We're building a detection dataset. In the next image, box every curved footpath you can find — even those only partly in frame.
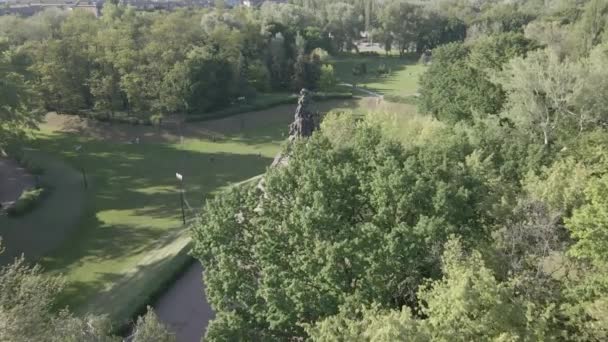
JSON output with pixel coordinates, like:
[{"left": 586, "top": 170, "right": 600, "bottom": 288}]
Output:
[
  {"left": 154, "top": 262, "right": 214, "bottom": 341},
  {"left": 0, "top": 157, "right": 35, "bottom": 207},
  {"left": 0, "top": 151, "right": 86, "bottom": 265}
]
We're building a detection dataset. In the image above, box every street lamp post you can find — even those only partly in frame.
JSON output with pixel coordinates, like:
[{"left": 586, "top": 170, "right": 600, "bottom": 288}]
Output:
[
  {"left": 75, "top": 145, "right": 87, "bottom": 189},
  {"left": 176, "top": 172, "right": 186, "bottom": 225}
]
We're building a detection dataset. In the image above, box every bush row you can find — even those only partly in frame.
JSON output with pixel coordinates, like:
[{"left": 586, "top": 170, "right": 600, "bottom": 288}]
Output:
[{"left": 6, "top": 186, "right": 49, "bottom": 217}]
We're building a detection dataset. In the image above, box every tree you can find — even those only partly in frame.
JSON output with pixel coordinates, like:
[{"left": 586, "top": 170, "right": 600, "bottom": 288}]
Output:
[
  {"left": 307, "top": 304, "right": 427, "bottom": 341},
  {"left": 469, "top": 32, "right": 539, "bottom": 72},
  {"left": 192, "top": 121, "right": 496, "bottom": 340},
  {"left": 497, "top": 49, "right": 589, "bottom": 146},
  {"left": 469, "top": 3, "right": 535, "bottom": 38},
  {"left": 268, "top": 33, "right": 288, "bottom": 90},
  {"left": 185, "top": 46, "right": 236, "bottom": 113},
  {"left": 308, "top": 238, "right": 558, "bottom": 341},
  {"left": 324, "top": 2, "right": 362, "bottom": 52},
  {"left": 319, "top": 64, "right": 337, "bottom": 91},
  {"left": 566, "top": 175, "right": 608, "bottom": 266},
  {"left": 415, "top": 12, "right": 466, "bottom": 53},
  {"left": 575, "top": 0, "right": 608, "bottom": 55},
  {"left": 419, "top": 43, "right": 505, "bottom": 122},
  {"left": 369, "top": 27, "right": 393, "bottom": 54},
  {"left": 130, "top": 307, "right": 176, "bottom": 342},
  {"left": 0, "top": 241, "right": 174, "bottom": 341},
  {"left": 418, "top": 238, "right": 556, "bottom": 341},
  {"left": 0, "top": 43, "right": 42, "bottom": 152},
  {"left": 378, "top": 0, "right": 425, "bottom": 57}
]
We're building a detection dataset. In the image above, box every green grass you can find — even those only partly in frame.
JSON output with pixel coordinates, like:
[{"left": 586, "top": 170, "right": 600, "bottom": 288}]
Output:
[
  {"left": 44, "top": 124, "right": 282, "bottom": 323},
  {"left": 0, "top": 100, "right": 363, "bottom": 327},
  {"left": 330, "top": 54, "right": 427, "bottom": 101}
]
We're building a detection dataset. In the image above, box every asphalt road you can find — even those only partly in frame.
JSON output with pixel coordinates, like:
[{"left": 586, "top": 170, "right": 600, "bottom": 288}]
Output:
[
  {"left": 154, "top": 262, "right": 214, "bottom": 342},
  {"left": 0, "top": 157, "right": 34, "bottom": 207}
]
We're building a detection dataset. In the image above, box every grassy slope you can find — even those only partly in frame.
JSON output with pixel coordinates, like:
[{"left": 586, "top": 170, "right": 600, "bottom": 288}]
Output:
[
  {"left": 10, "top": 99, "right": 358, "bottom": 326},
  {"left": 331, "top": 54, "right": 426, "bottom": 99}
]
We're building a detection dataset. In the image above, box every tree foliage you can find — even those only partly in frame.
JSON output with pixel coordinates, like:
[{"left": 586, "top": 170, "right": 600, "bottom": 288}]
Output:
[
  {"left": 308, "top": 238, "right": 557, "bottom": 341},
  {"left": 0, "top": 242, "right": 174, "bottom": 341},
  {"left": 0, "top": 40, "right": 42, "bottom": 152},
  {"left": 419, "top": 43, "right": 505, "bottom": 122},
  {"left": 192, "top": 117, "right": 499, "bottom": 340}
]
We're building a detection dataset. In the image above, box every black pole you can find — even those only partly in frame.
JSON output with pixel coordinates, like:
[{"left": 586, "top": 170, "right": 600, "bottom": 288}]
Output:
[
  {"left": 180, "top": 181, "right": 186, "bottom": 225},
  {"left": 81, "top": 167, "right": 88, "bottom": 189}
]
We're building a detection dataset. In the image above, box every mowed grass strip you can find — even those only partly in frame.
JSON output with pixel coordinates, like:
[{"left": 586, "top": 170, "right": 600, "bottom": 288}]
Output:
[
  {"left": 24, "top": 99, "right": 360, "bottom": 326},
  {"left": 331, "top": 54, "right": 427, "bottom": 99}
]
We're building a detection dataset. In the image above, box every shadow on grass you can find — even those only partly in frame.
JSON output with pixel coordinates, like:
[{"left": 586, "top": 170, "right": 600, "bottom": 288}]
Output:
[
  {"left": 45, "top": 99, "right": 361, "bottom": 149},
  {"left": 331, "top": 54, "right": 419, "bottom": 88}
]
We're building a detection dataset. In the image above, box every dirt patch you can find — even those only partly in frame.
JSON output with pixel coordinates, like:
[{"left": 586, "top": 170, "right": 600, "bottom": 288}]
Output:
[{"left": 0, "top": 158, "right": 35, "bottom": 208}]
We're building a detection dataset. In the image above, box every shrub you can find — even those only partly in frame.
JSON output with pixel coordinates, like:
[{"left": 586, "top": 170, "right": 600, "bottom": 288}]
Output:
[
  {"left": 319, "top": 64, "right": 337, "bottom": 91},
  {"left": 376, "top": 63, "right": 389, "bottom": 77},
  {"left": 311, "top": 48, "right": 330, "bottom": 62},
  {"left": 7, "top": 187, "right": 48, "bottom": 217}
]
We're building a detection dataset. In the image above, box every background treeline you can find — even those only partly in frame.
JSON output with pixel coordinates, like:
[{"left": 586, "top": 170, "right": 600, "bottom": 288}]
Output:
[
  {"left": 0, "top": 0, "right": 473, "bottom": 128},
  {"left": 1, "top": 4, "right": 328, "bottom": 121},
  {"left": 192, "top": 0, "right": 608, "bottom": 340}
]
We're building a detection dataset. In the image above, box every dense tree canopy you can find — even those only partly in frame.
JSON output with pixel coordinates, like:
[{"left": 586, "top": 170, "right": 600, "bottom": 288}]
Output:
[
  {"left": 419, "top": 42, "right": 506, "bottom": 122},
  {"left": 192, "top": 115, "right": 510, "bottom": 340},
  {"left": 0, "top": 40, "right": 42, "bottom": 152}
]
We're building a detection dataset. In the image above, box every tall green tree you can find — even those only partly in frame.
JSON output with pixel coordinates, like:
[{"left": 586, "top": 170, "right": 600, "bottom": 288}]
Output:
[
  {"left": 308, "top": 238, "right": 558, "bottom": 341},
  {"left": 378, "top": 0, "right": 425, "bottom": 56},
  {"left": 192, "top": 120, "right": 496, "bottom": 340},
  {"left": 0, "top": 42, "right": 42, "bottom": 152},
  {"left": 497, "top": 48, "right": 598, "bottom": 146},
  {"left": 419, "top": 43, "right": 504, "bottom": 122}
]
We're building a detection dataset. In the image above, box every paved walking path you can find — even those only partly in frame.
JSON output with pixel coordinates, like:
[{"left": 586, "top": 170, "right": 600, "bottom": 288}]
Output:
[
  {"left": 0, "top": 151, "right": 86, "bottom": 265},
  {"left": 339, "top": 83, "right": 383, "bottom": 97},
  {"left": 0, "top": 157, "right": 34, "bottom": 207},
  {"left": 154, "top": 262, "right": 214, "bottom": 342}
]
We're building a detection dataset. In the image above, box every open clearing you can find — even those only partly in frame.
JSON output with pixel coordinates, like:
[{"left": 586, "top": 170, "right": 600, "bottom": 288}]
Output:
[{"left": 331, "top": 54, "right": 426, "bottom": 101}]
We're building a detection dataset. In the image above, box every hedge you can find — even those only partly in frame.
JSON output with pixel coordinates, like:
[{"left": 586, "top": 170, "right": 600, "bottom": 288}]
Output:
[{"left": 6, "top": 187, "right": 48, "bottom": 217}]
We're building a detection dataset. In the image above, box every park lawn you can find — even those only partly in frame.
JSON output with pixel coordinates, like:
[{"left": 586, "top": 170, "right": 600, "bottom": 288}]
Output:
[
  {"left": 30, "top": 107, "right": 291, "bottom": 326},
  {"left": 10, "top": 99, "right": 359, "bottom": 327},
  {"left": 330, "top": 54, "right": 426, "bottom": 100}
]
